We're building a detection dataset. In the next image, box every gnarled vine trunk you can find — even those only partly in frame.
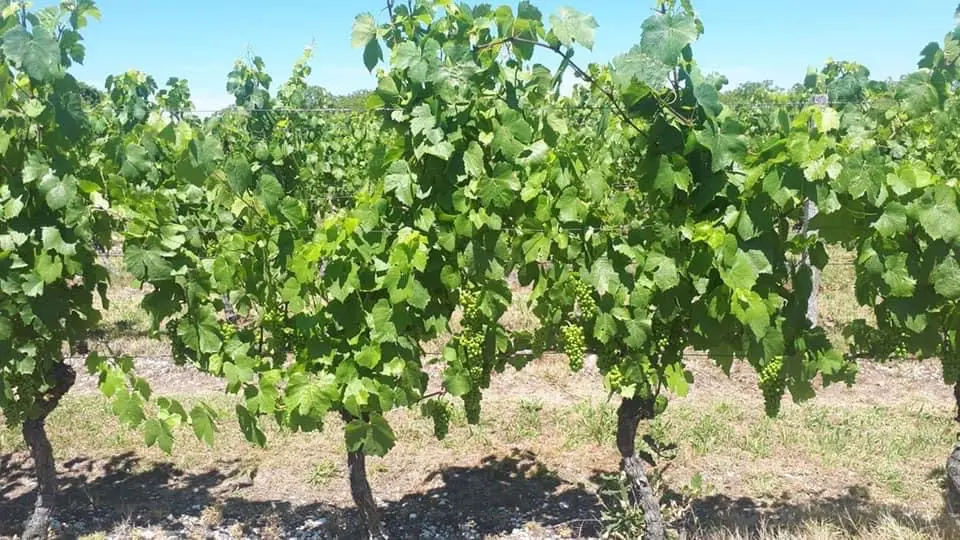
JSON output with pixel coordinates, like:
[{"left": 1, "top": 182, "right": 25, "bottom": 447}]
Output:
[
  {"left": 340, "top": 411, "right": 387, "bottom": 539},
  {"left": 22, "top": 362, "right": 76, "bottom": 540},
  {"left": 617, "top": 397, "right": 666, "bottom": 540},
  {"left": 945, "top": 382, "right": 960, "bottom": 522},
  {"left": 347, "top": 450, "right": 387, "bottom": 540}
]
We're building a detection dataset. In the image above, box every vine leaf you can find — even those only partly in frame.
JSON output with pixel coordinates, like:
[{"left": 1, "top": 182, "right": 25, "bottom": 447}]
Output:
[
  {"left": 640, "top": 12, "right": 698, "bottom": 65},
  {"left": 345, "top": 415, "right": 396, "bottom": 457},
  {"left": 549, "top": 7, "right": 598, "bottom": 50},
  {"left": 177, "top": 306, "right": 223, "bottom": 354},
  {"left": 696, "top": 120, "right": 748, "bottom": 172},
  {"left": 352, "top": 12, "right": 382, "bottom": 71},
  {"left": 463, "top": 142, "right": 484, "bottom": 178},
  {"left": 442, "top": 367, "right": 472, "bottom": 397},
  {"left": 124, "top": 245, "right": 173, "bottom": 281},
  {"left": 872, "top": 202, "right": 907, "bottom": 238},
  {"left": 225, "top": 156, "right": 253, "bottom": 194},
  {"left": 611, "top": 45, "right": 670, "bottom": 88},
  {"left": 144, "top": 419, "right": 175, "bottom": 454},
  {"left": 2, "top": 26, "right": 61, "bottom": 81},
  {"left": 663, "top": 363, "right": 692, "bottom": 397},
  {"left": 882, "top": 254, "right": 916, "bottom": 297},
  {"left": 912, "top": 186, "right": 960, "bottom": 242},
  {"left": 255, "top": 173, "right": 284, "bottom": 211},
  {"left": 385, "top": 161, "right": 416, "bottom": 206},
  {"left": 931, "top": 258, "right": 960, "bottom": 299},
  {"left": 237, "top": 404, "right": 267, "bottom": 447},
  {"left": 190, "top": 404, "right": 218, "bottom": 447}
]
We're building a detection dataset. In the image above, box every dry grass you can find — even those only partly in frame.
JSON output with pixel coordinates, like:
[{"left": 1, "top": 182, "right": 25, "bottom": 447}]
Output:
[
  {"left": 686, "top": 513, "right": 957, "bottom": 540},
  {"left": 818, "top": 248, "right": 877, "bottom": 351}
]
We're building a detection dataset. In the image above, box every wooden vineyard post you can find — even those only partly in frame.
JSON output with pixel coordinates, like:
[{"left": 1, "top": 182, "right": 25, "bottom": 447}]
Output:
[{"left": 801, "top": 93, "right": 828, "bottom": 327}]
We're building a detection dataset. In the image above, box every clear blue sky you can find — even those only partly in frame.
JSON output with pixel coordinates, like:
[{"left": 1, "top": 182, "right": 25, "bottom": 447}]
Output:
[{"left": 59, "top": 0, "right": 959, "bottom": 111}]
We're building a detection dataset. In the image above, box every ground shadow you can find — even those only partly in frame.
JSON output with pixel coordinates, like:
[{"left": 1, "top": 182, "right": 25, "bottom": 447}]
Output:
[
  {"left": 377, "top": 448, "right": 603, "bottom": 539},
  {"left": 0, "top": 449, "right": 602, "bottom": 539},
  {"left": 686, "top": 487, "right": 952, "bottom": 538},
  {"left": 3, "top": 450, "right": 954, "bottom": 539}
]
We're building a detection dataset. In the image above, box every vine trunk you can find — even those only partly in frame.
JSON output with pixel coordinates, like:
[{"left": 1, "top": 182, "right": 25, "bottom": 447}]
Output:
[
  {"left": 347, "top": 449, "right": 388, "bottom": 539},
  {"left": 22, "top": 362, "right": 76, "bottom": 540},
  {"left": 946, "top": 382, "right": 960, "bottom": 521},
  {"left": 616, "top": 396, "right": 666, "bottom": 540}
]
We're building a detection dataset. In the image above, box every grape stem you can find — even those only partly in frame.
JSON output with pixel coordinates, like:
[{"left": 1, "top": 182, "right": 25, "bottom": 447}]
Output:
[
  {"left": 417, "top": 389, "right": 447, "bottom": 403},
  {"left": 474, "top": 37, "right": 652, "bottom": 133}
]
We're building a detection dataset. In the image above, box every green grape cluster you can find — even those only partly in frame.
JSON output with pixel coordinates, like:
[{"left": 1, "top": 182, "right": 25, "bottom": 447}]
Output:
[
  {"left": 942, "top": 354, "right": 960, "bottom": 384},
  {"left": 758, "top": 357, "right": 785, "bottom": 418},
  {"left": 893, "top": 342, "right": 908, "bottom": 359},
  {"left": 460, "top": 331, "right": 483, "bottom": 361},
  {"left": 422, "top": 399, "right": 452, "bottom": 440},
  {"left": 607, "top": 365, "right": 625, "bottom": 392},
  {"left": 461, "top": 289, "right": 481, "bottom": 326},
  {"left": 561, "top": 323, "right": 586, "bottom": 372},
  {"left": 574, "top": 279, "right": 597, "bottom": 320},
  {"left": 532, "top": 327, "right": 547, "bottom": 358},
  {"left": 460, "top": 330, "right": 491, "bottom": 387},
  {"left": 463, "top": 390, "right": 481, "bottom": 425},
  {"left": 221, "top": 320, "right": 237, "bottom": 340}
]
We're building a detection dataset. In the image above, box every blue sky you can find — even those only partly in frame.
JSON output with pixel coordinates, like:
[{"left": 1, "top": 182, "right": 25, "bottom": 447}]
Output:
[{"left": 60, "top": 0, "right": 960, "bottom": 111}]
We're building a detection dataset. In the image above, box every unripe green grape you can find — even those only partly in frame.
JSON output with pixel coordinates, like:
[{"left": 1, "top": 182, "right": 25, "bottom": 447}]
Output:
[{"left": 561, "top": 323, "right": 585, "bottom": 372}]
